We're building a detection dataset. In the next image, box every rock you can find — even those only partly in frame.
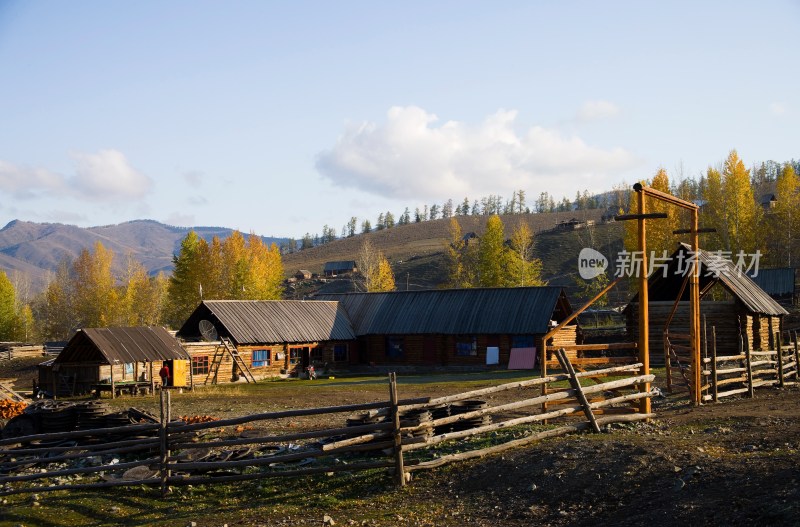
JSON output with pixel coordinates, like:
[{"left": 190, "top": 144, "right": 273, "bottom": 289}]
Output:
[
  {"left": 110, "top": 506, "right": 120, "bottom": 514},
  {"left": 187, "top": 522, "right": 197, "bottom": 527},
  {"left": 323, "top": 515, "right": 336, "bottom": 525}
]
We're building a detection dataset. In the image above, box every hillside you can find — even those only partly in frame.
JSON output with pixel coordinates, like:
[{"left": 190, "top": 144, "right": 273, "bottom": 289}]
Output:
[
  {"left": 283, "top": 209, "right": 627, "bottom": 301},
  {"left": 0, "top": 219, "right": 287, "bottom": 292}
]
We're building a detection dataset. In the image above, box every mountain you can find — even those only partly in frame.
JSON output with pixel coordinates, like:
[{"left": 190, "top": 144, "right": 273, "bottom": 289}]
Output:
[{"left": 0, "top": 219, "right": 288, "bottom": 292}]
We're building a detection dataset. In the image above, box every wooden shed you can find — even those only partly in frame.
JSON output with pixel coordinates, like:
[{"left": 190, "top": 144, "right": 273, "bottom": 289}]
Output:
[
  {"left": 626, "top": 244, "right": 789, "bottom": 360},
  {"left": 39, "top": 327, "right": 190, "bottom": 397},
  {"left": 323, "top": 261, "right": 357, "bottom": 277},
  {"left": 176, "top": 300, "right": 356, "bottom": 382},
  {"left": 319, "top": 286, "right": 578, "bottom": 369}
]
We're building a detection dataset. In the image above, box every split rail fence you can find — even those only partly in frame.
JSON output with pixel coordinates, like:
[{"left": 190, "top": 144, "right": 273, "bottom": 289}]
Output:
[
  {"left": 1, "top": 351, "right": 654, "bottom": 497},
  {"left": 666, "top": 326, "right": 800, "bottom": 402}
]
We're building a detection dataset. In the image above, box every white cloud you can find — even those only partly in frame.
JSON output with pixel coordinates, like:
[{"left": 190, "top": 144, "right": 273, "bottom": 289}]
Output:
[
  {"left": 769, "top": 102, "right": 786, "bottom": 116},
  {"left": 70, "top": 150, "right": 153, "bottom": 200},
  {"left": 315, "top": 106, "right": 638, "bottom": 201},
  {"left": 0, "top": 150, "right": 152, "bottom": 202},
  {"left": 0, "top": 160, "right": 65, "bottom": 199},
  {"left": 576, "top": 100, "right": 621, "bottom": 122},
  {"left": 165, "top": 212, "right": 195, "bottom": 227}
]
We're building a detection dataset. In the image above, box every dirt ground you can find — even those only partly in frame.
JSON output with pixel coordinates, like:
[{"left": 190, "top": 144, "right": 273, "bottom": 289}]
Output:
[{"left": 2, "top": 358, "right": 800, "bottom": 526}]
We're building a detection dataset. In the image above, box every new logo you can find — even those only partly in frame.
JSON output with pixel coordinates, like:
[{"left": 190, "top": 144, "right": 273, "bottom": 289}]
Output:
[{"left": 578, "top": 248, "right": 608, "bottom": 279}]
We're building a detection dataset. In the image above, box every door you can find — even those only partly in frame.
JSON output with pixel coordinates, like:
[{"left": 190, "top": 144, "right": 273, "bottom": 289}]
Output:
[{"left": 423, "top": 336, "right": 437, "bottom": 364}]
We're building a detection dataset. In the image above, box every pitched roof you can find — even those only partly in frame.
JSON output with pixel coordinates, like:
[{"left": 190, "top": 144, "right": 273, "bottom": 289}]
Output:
[
  {"left": 634, "top": 244, "right": 788, "bottom": 316},
  {"left": 177, "top": 300, "right": 356, "bottom": 345},
  {"left": 54, "top": 327, "right": 188, "bottom": 365},
  {"left": 324, "top": 261, "right": 357, "bottom": 272},
  {"left": 748, "top": 268, "right": 795, "bottom": 297},
  {"left": 317, "top": 287, "right": 571, "bottom": 336}
]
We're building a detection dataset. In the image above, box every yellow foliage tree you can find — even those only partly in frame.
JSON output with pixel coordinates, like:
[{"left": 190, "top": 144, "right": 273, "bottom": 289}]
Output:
[
  {"left": 772, "top": 163, "right": 800, "bottom": 266},
  {"left": 507, "top": 222, "right": 545, "bottom": 287},
  {"left": 357, "top": 239, "right": 395, "bottom": 292}
]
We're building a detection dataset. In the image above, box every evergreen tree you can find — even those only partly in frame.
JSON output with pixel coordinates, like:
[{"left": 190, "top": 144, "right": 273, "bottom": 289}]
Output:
[
  {"left": 166, "top": 231, "right": 204, "bottom": 327},
  {"left": 301, "top": 233, "right": 313, "bottom": 249},
  {"left": 361, "top": 219, "right": 372, "bottom": 234},
  {"left": 442, "top": 199, "right": 454, "bottom": 218},
  {"left": 429, "top": 203, "right": 440, "bottom": 220}
]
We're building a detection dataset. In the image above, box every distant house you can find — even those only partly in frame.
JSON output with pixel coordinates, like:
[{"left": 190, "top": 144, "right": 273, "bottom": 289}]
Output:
[
  {"left": 295, "top": 269, "right": 312, "bottom": 280},
  {"left": 461, "top": 232, "right": 479, "bottom": 246},
  {"left": 556, "top": 218, "right": 594, "bottom": 230},
  {"left": 39, "top": 327, "right": 189, "bottom": 397},
  {"left": 760, "top": 193, "right": 778, "bottom": 210},
  {"left": 324, "top": 261, "right": 358, "bottom": 277},
  {"left": 748, "top": 268, "right": 796, "bottom": 300}
]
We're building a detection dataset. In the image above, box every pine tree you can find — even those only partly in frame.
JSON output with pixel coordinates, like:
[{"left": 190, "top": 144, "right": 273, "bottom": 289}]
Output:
[{"left": 166, "top": 231, "right": 204, "bottom": 327}]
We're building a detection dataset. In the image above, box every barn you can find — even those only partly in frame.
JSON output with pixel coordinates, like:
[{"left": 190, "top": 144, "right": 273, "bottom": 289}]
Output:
[
  {"left": 318, "top": 287, "right": 578, "bottom": 369},
  {"left": 626, "top": 243, "right": 789, "bottom": 361},
  {"left": 38, "top": 327, "right": 190, "bottom": 397},
  {"left": 176, "top": 300, "right": 356, "bottom": 382}
]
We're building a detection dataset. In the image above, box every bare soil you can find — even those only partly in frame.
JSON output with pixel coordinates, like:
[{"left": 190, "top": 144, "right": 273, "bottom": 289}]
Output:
[{"left": 1, "top": 360, "right": 799, "bottom": 526}]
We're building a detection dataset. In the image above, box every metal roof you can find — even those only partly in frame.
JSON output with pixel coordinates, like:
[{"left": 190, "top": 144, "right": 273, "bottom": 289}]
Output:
[
  {"left": 323, "top": 261, "right": 357, "bottom": 272},
  {"left": 748, "top": 268, "right": 795, "bottom": 297},
  {"left": 54, "top": 327, "right": 189, "bottom": 365},
  {"left": 177, "top": 300, "right": 356, "bottom": 345},
  {"left": 317, "top": 287, "right": 572, "bottom": 336},
  {"left": 635, "top": 244, "right": 788, "bottom": 316}
]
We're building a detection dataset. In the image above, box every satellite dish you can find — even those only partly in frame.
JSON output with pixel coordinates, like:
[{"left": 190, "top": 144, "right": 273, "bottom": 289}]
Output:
[{"left": 199, "top": 320, "right": 219, "bottom": 342}]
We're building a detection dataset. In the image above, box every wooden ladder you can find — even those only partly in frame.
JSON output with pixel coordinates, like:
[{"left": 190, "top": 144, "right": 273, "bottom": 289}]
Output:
[
  {"left": 220, "top": 337, "right": 256, "bottom": 384},
  {"left": 204, "top": 345, "right": 227, "bottom": 385}
]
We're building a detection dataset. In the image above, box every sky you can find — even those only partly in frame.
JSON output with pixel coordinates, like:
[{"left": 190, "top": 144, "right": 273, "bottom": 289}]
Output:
[{"left": 0, "top": 1, "right": 798, "bottom": 239}]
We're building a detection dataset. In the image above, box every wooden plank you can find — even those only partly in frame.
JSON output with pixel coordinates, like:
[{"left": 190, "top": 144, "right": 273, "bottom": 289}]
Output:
[
  {"left": 546, "top": 342, "right": 637, "bottom": 352},
  {"left": 555, "top": 349, "right": 600, "bottom": 433}
]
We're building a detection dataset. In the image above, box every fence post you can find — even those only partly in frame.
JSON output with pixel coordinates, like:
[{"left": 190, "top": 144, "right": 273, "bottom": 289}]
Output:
[
  {"left": 664, "top": 332, "right": 672, "bottom": 393},
  {"left": 794, "top": 331, "right": 800, "bottom": 381},
  {"left": 744, "top": 335, "right": 754, "bottom": 398},
  {"left": 388, "top": 372, "right": 406, "bottom": 487},
  {"left": 555, "top": 348, "right": 601, "bottom": 432},
  {"left": 160, "top": 389, "right": 171, "bottom": 497},
  {"left": 776, "top": 331, "right": 784, "bottom": 388},
  {"left": 711, "top": 326, "right": 718, "bottom": 403}
]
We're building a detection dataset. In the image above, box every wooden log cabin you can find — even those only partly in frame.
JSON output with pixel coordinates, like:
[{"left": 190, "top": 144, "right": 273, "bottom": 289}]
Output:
[
  {"left": 626, "top": 243, "right": 788, "bottom": 360},
  {"left": 38, "top": 327, "right": 190, "bottom": 397},
  {"left": 318, "top": 287, "right": 578, "bottom": 369},
  {"left": 176, "top": 300, "right": 357, "bottom": 382}
]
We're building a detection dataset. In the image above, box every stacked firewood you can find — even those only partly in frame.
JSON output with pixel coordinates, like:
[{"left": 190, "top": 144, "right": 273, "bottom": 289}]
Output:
[{"left": 0, "top": 399, "right": 27, "bottom": 419}]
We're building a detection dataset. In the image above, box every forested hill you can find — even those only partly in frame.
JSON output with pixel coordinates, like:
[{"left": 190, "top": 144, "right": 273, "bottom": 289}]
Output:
[
  {"left": 282, "top": 208, "right": 622, "bottom": 299},
  {"left": 0, "top": 219, "right": 288, "bottom": 292}
]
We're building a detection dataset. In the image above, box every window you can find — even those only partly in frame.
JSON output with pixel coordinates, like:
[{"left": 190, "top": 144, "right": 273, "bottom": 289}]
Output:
[
  {"left": 124, "top": 363, "right": 134, "bottom": 377},
  {"left": 512, "top": 335, "right": 535, "bottom": 349},
  {"left": 333, "top": 344, "right": 348, "bottom": 362},
  {"left": 386, "top": 336, "right": 404, "bottom": 359},
  {"left": 252, "top": 349, "right": 271, "bottom": 368},
  {"left": 455, "top": 336, "right": 478, "bottom": 356},
  {"left": 289, "top": 348, "right": 301, "bottom": 365},
  {"left": 192, "top": 356, "right": 209, "bottom": 375},
  {"left": 311, "top": 347, "right": 323, "bottom": 361}
]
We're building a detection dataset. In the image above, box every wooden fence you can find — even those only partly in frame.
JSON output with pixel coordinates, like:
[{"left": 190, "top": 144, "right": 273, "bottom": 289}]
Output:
[
  {"left": 0, "top": 352, "right": 654, "bottom": 497},
  {"left": 668, "top": 326, "right": 799, "bottom": 402}
]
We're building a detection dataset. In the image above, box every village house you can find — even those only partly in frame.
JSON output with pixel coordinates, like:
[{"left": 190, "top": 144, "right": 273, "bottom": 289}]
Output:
[
  {"left": 39, "top": 326, "right": 190, "bottom": 397},
  {"left": 323, "top": 261, "right": 357, "bottom": 277}
]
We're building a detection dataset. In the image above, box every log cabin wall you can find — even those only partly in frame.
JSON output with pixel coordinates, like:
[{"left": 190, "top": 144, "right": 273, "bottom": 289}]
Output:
[{"left": 627, "top": 301, "right": 741, "bottom": 358}]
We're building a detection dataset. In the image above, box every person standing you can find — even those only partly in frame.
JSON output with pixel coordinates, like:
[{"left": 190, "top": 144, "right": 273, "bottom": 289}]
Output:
[{"left": 159, "top": 363, "right": 170, "bottom": 387}]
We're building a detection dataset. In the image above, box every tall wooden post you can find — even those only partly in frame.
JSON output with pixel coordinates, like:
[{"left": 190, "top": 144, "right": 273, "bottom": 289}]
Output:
[
  {"left": 776, "top": 331, "right": 784, "bottom": 387},
  {"left": 637, "top": 188, "right": 651, "bottom": 414},
  {"left": 689, "top": 208, "right": 701, "bottom": 405},
  {"left": 388, "top": 372, "right": 406, "bottom": 486}
]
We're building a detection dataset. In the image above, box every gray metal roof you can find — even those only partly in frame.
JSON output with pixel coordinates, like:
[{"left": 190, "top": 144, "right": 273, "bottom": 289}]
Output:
[
  {"left": 637, "top": 244, "right": 788, "bottom": 316},
  {"left": 317, "top": 287, "right": 571, "bottom": 336},
  {"left": 177, "top": 300, "right": 356, "bottom": 345},
  {"left": 324, "top": 261, "right": 357, "bottom": 272},
  {"left": 55, "top": 327, "right": 188, "bottom": 365},
  {"left": 748, "top": 268, "right": 795, "bottom": 297}
]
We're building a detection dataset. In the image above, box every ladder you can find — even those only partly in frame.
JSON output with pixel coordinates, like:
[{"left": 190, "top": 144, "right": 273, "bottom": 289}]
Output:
[
  {"left": 221, "top": 337, "right": 256, "bottom": 383},
  {"left": 204, "top": 337, "right": 256, "bottom": 384}
]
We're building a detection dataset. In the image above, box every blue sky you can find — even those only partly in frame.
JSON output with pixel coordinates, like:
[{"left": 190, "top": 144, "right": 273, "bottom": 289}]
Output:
[{"left": 0, "top": 1, "right": 797, "bottom": 239}]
